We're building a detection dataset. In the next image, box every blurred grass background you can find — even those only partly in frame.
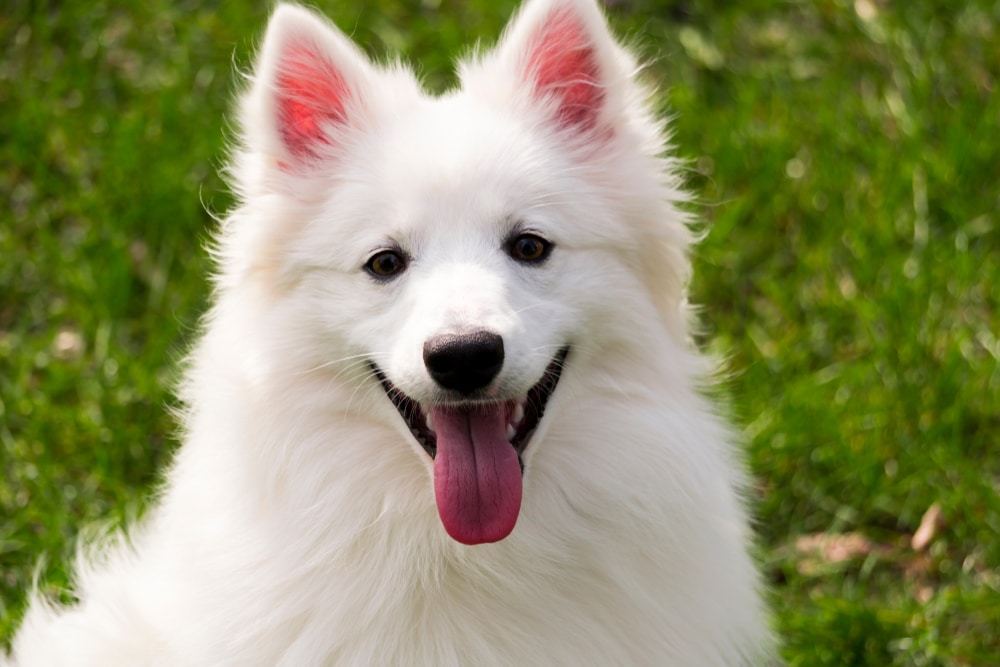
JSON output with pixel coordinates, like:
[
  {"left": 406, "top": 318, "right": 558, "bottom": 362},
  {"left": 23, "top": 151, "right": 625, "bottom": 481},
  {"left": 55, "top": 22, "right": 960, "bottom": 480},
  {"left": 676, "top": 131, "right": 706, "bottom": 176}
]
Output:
[{"left": 1, "top": 0, "right": 998, "bottom": 663}]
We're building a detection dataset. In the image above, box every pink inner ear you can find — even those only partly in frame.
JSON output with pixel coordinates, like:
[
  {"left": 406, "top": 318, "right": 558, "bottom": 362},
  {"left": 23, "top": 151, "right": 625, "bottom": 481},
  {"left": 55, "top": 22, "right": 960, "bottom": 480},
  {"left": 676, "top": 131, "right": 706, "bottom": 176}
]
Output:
[
  {"left": 526, "top": 7, "right": 604, "bottom": 131},
  {"left": 276, "top": 44, "right": 349, "bottom": 159}
]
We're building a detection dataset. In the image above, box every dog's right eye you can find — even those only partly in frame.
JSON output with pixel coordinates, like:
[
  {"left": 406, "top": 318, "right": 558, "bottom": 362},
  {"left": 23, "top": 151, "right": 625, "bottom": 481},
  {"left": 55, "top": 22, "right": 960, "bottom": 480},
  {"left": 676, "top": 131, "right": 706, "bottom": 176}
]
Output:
[
  {"left": 507, "top": 233, "right": 553, "bottom": 264},
  {"left": 365, "top": 250, "right": 407, "bottom": 279}
]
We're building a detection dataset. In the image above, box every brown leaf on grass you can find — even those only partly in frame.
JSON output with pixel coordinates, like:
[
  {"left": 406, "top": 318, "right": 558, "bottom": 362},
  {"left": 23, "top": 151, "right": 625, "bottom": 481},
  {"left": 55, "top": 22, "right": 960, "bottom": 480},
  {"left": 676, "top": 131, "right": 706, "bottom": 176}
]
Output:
[
  {"left": 793, "top": 532, "right": 886, "bottom": 575},
  {"left": 52, "top": 329, "right": 85, "bottom": 360},
  {"left": 795, "top": 532, "right": 877, "bottom": 563},
  {"left": 910, "top": 503, "right": 943, "bottom": 551},
  {"left": 914, "top": 585, "right": 934, "bottom": 604}
]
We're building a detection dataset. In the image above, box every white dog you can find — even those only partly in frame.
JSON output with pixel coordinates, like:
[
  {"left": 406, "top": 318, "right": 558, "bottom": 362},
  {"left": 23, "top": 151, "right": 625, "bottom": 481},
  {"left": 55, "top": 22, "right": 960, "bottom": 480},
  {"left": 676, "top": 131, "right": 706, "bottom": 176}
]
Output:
[{"left": 6, "top": 0, "right": 772, "bottom": 664}]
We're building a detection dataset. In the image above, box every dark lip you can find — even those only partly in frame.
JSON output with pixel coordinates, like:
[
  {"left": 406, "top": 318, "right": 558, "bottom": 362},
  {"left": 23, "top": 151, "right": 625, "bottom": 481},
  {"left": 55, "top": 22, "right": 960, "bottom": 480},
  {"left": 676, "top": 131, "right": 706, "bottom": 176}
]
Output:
[{"left": 370, "top": 346, "right": 570, "bottom": 460}]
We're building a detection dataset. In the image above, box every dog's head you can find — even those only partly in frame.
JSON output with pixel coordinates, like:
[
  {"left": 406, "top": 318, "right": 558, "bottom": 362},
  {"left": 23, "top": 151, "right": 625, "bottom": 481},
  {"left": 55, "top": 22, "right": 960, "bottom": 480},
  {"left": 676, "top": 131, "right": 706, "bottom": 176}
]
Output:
[{"left": 220, "top": 0, "right": 694, "bottom": 545}]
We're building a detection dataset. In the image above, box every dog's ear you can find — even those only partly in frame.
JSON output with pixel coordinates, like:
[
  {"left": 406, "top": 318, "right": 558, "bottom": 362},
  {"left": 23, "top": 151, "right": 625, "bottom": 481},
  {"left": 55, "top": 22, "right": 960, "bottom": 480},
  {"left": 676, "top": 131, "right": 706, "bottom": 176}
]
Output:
[
  {"left": 470, "top": 0, "right": 630, "bottom": 139},
  {"left": 241, "top": 4, "right": 375, "bottom": 167}
]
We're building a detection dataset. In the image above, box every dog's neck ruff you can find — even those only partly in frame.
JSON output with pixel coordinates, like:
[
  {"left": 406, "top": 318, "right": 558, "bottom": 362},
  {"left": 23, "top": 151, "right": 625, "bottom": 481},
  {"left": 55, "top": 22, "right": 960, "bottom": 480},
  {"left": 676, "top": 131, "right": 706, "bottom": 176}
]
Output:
[{"left": 371, "top": 347, "right": 568, "bottom": 544}]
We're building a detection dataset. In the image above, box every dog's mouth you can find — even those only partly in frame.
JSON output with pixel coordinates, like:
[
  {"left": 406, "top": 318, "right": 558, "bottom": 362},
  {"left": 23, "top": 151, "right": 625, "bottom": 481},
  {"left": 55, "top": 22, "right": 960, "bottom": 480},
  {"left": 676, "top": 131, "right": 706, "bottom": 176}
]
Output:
[
  {"left": 370, "top": 346, "right": 569, "bottom": 545},
  {"left": 371, "top": 347, "right": 569, "bottom": 461}
]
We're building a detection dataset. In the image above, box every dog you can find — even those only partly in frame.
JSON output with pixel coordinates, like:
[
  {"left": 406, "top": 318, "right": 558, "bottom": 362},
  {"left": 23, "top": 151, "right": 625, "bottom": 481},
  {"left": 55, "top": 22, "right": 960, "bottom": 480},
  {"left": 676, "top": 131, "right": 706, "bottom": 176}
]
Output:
[{"left": 6, "top": 0, "right": 772, "bottom": 664}]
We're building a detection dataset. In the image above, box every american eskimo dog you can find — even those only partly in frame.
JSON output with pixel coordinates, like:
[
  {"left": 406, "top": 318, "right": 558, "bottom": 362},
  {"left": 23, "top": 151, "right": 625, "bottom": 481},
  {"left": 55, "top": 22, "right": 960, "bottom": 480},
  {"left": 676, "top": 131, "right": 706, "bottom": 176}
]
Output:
[{"left": 6, "top": 0, "right": 772, "bottom": 664}]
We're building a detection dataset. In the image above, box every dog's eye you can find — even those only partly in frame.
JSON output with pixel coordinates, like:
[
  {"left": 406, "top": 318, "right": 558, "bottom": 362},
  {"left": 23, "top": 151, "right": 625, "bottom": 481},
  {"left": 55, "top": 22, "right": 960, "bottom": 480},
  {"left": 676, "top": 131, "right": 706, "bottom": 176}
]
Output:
[
  {"left": 507, "top": 233, "right": 552, "bottom": 264},
  {"left": 365, "top": 250, "right": 407, "bottom": 279}
]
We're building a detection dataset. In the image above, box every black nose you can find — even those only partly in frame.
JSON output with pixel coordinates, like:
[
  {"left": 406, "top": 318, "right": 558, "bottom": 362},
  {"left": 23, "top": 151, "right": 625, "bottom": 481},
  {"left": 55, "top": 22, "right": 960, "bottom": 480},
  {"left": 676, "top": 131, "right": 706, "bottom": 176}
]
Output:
[{"left": 423, "top": 331, "right": 504, "bottom": 394}]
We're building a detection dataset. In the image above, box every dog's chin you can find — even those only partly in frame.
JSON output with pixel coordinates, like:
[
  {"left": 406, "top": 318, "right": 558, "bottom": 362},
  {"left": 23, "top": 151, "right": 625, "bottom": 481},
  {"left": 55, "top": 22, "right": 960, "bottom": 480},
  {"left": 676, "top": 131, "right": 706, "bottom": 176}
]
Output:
[{"left": 369, "top": 346, "right": 569, "bottom": 463}]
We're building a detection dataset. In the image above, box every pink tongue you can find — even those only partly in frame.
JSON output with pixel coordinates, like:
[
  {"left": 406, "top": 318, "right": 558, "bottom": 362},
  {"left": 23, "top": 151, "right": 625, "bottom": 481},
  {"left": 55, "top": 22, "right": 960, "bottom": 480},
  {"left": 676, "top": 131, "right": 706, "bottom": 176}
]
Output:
[{"left": 431, "top": 405, "right": 522, "bottom": 545}]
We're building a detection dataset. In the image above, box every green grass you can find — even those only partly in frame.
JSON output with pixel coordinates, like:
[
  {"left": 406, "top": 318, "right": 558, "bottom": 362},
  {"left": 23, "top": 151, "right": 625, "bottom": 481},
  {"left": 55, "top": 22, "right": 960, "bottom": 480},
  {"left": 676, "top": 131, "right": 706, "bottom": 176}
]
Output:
[{"left": 2, "top": 0, "right": 998, "bottom": 663}]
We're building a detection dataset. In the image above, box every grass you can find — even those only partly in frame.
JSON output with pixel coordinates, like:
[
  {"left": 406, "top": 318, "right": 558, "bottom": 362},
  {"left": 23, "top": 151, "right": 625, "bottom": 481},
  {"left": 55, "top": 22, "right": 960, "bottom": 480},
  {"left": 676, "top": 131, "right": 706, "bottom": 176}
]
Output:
[{"left": 1, "top": 0, "right": 998, "bottom": 663}]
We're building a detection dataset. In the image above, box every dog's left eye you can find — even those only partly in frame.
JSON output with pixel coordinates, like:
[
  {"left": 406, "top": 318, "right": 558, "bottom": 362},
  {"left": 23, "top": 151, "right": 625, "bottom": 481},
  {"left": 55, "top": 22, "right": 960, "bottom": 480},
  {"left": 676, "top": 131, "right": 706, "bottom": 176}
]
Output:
[
  {"left": 365, "top": 249, "right": 408, "bottom": 279},
  {"left": 507, "top": 233, "right": 552, "bottom": 264}
]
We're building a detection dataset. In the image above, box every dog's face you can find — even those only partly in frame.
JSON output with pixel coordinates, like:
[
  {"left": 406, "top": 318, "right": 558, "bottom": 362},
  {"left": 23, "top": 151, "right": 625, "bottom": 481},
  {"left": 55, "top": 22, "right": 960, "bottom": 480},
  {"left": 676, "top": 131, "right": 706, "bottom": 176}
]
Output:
[
  {"left": 226, "top": 0, "right": 691, "bottom": 544},
  {"left": 298, "top": 99, "right": 585, "bottom": 405}
]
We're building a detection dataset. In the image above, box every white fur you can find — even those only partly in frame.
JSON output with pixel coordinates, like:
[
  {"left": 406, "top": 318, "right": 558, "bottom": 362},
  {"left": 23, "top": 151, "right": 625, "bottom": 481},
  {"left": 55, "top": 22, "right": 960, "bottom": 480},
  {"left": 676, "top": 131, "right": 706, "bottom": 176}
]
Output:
[{"left": 6, "top": 0, "right": 773, "bottom": 664}]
